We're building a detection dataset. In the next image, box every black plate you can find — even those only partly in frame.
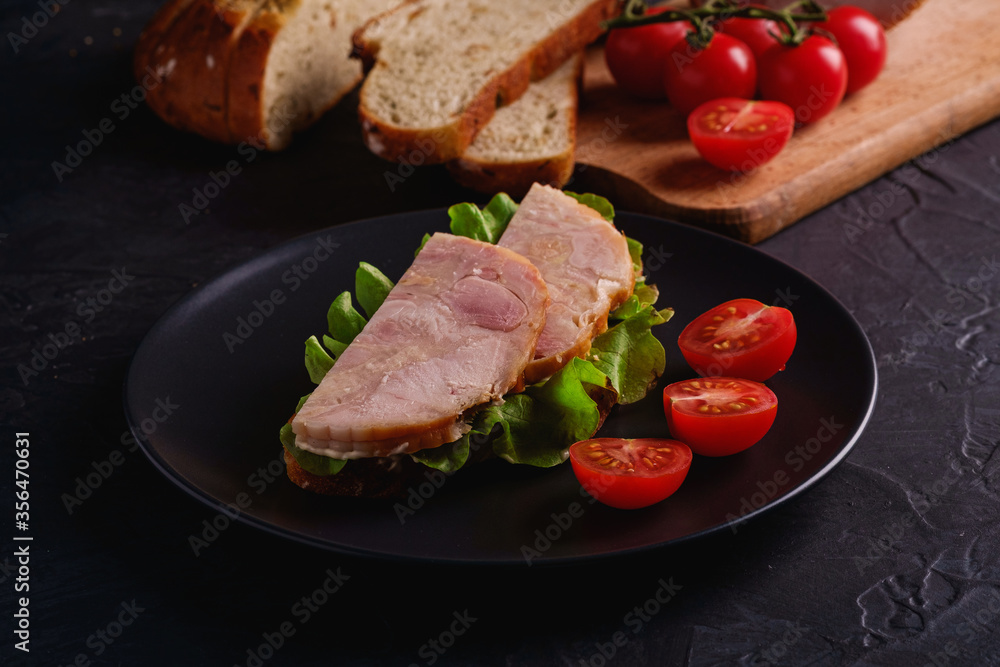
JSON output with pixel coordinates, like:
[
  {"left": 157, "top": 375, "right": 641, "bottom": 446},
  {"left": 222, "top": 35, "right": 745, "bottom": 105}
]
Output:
[{"left": 124, "top": 210, "right": 877, "bottom": 566}]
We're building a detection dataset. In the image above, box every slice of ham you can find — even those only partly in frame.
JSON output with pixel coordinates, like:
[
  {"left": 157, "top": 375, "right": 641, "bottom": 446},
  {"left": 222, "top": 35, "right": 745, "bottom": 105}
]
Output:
[
  {"left": 498, "top": 183, "right": 635, "bottom": 384},
  {"left": 292, "top": 233, "right": 549, "bottom": 459}
]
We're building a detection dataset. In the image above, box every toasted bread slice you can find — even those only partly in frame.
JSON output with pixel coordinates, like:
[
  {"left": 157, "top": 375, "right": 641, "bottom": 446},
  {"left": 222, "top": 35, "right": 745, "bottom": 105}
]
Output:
[
  {"left": 352, "top": 0, "right": 620, "bottom": 163},
  {"left": 447, "top": 54, "right": 583, "bottom": 197}
]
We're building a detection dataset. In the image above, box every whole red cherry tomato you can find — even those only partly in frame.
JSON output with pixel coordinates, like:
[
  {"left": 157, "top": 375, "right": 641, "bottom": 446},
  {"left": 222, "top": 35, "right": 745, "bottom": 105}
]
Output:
[
  {"left": 714, "top": 5, "right": 784, "bottom": 59},
  {"left": 814, "top": 6, "right": 887, "bottom": 94},
  {"left": 664, "top": 31, "right": 757, "bottom": 116},
  {"left": 757, "top": 34, "right": 847, "bottom": 124},
  {"left": 605, "top": 7, "right": 693, "bottom": 99}
]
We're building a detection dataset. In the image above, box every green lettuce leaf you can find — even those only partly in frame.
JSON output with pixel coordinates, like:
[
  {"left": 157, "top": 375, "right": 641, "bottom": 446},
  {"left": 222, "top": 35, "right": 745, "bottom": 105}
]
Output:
[
  {"left": 447, "top": 192, "right": 519, "bottom": 243},
  {"left": 304, "top": 335, "right": 335, "bottom": 384},
  {"left": 355, "top": 262, "right": 394, "bottom": 319},
  {"left": 409, "top": 437, "right": 474, "bottom": 473},
  {"left": 479, "top": 358, "right": 618, "bottom": 467},
  {"left": 279, "top": 394, "right": 348, "bottom": 476},
  {"left": 565, "top": 191, "right": 615, "bottom": 221},
  {"left": 322, "top": 335, "right": 348, "bottom": 360},
  {"left": 327, "top": 291, "right": 367, "bottom": 345},
  {"left": 589, "top": 306, "right": 674, "bottom": 405},
  {"left": 280, "top": 424, "right": 348, "bottom": 476},
  {"left": 610, "top": 283, "right": 660, "bottom": 321},
  {"left": 626, "top": 236, "right": 643, "bottom": 274}
]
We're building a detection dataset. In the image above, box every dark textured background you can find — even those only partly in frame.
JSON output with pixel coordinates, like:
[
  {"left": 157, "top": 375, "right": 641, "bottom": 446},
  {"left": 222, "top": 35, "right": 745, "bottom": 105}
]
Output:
[{"left": 2, "top": 1, "right": 999, "bottom": 665}]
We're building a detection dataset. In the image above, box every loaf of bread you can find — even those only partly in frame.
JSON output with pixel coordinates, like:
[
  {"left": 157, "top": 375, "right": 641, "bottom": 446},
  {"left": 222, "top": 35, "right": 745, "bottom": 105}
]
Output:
[
  {"left": 352, "top": 0, "right": 620, "bottom": 164},
  {"left": 134, "top": 0, "right": 399, "bottom": 149},
  {"left": 447, "top": 54, "right": 583, "bottom": 197}
]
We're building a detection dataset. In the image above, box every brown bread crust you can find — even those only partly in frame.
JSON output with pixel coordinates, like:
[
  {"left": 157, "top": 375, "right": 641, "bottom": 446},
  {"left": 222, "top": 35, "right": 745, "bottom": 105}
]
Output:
[
  {"left": 137, "top": 0, "right": 261, "bottom": 144},
  {"left": 226, "top": 5, "right": 285, "bottom": 146}
]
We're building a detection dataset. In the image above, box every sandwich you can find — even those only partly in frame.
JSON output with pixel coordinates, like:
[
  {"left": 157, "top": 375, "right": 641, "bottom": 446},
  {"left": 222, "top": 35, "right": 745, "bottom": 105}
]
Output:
[{"left": 279, "top": 184, "right": 673, "bottom": 497}]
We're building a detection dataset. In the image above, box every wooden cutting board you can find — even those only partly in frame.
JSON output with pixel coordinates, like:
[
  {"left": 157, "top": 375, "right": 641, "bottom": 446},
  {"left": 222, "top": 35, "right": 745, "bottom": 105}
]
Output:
[{"left": 574, "top": 0, "right": 1000, "bottom": 243}]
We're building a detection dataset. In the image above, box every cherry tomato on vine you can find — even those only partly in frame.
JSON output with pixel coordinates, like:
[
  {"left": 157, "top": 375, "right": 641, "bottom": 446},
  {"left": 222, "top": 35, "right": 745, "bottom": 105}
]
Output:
[
  {"left": 714, "top": 5, "right": 784, "bottom": 59},
  {"left": 687, "top": 98, "right": 794, "bottom": 171},
  {"left": 757, "top": 34, "right": 847, "bottom": 124},
  {"left": 568, "top": 438, "right": 692, "bottom": 509},
  {"left": 677, "top": 298, "right": 797, "bottom": 381},
  {"left": 605, "top": 7, "right": 693, "bottom": 99},
  {"left": 664, "top": 31, "right": 756, "bottom": 116},
  {"left": 663, "top": 378, "right": 778, "bottom": 457},
  {"left": 814, "top": 6, "right": 887, "bottom": 94}
]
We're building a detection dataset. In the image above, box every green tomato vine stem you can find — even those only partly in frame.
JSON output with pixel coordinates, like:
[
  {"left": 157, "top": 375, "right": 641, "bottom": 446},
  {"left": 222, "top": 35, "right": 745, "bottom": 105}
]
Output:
[{"left": 604, "top": 0, "right": 829, "bottom": 48}]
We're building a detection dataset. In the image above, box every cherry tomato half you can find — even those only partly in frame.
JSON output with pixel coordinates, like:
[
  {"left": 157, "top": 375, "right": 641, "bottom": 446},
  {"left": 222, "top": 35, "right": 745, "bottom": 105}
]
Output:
[
  {"left": 569, "top": 438, "right": 692, "bottom": 509},
  {"left": 664, "top": 31, "right": 756, "bottom": 116},
  {"left": 663, "top": 378, "right": 777, "bottom": 457},
  {"left": 814, "top": 6, "right": 887, "bottom": 95},
  {"left": 714, "top": 6, "right": 784, "bottom": 59},
  {"left": 605, "top": 7, "right": 692, "bottom": 99},
  {"left": 757, "top": 34, "right": 847, "bottom": 124},
  {"left": 687, "top": 98, "right": 794, "bottom": 171},
  {"left": 677, "top": 298, "right": 796, "bottom": 381}
]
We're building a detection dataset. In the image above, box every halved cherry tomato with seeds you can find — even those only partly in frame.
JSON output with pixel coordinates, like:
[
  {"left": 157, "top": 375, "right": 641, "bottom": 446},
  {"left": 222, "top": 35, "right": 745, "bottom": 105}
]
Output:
[
  {"left": 678, "top": 298, "right": 796, "bottom": 381},
  {"left": 663, "top": 378, "right": 777, "bottom": 457},
  {"left": 688, "top": 98, "right": 794, "bottom": 171},
  {"left": 569, "top": 438, "right": 692, "bottom": 509}
]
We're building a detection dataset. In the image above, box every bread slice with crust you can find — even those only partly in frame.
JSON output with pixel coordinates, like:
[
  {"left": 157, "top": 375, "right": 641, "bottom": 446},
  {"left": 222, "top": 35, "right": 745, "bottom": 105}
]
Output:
[
  {"left": 134, "top": 0, "right": 399, "bottom": 149},
  {"left": 352, "top": 0, "right": 620, "bottom": 163},
  {"left": 447, "top": 54, "right": 583, "bottom": 198}
]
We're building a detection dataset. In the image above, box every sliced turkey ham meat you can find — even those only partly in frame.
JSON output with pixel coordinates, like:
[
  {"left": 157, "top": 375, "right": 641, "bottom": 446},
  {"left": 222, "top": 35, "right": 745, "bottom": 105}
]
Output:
[
  {"left": 291, "top": 233, "right": 549, "bottom": 459},
  {"left": 498, "top": 183, "right": 635, "bottom": 384}
]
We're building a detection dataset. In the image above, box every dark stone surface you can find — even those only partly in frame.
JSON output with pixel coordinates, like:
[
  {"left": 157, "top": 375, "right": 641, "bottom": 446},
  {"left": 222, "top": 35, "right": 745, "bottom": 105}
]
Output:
[{"left": 2, "top": 1, "right": 999, "bottom": 665}]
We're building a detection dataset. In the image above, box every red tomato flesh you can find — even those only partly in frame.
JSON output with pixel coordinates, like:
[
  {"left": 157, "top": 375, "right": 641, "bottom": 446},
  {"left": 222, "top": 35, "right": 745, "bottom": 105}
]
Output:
[
  {"left": 569, "top": 438, "right": 692, "bottom": 509},
  {"left": 678, "top": 298, "right": 796, "bottom": 381},
  {"left": 663, "top": 378, "right": 777, "bottom": 457},
  {"left": 687, "top": 98, "right": 794, "bottom": 171}
]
